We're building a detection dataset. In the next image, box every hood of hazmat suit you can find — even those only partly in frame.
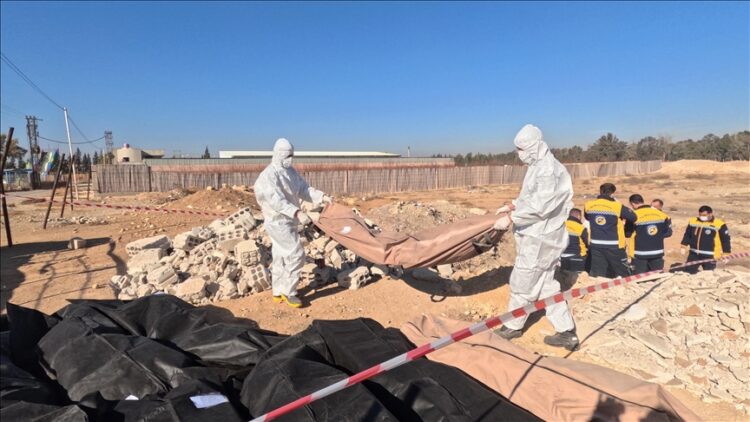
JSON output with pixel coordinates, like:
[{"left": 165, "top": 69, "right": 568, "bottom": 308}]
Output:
[
  {"left": 511, "top": 124, "right": 574, "bottom": 268},
  {"left": 505, "top": 124, "right": 575, "bottom": 332},
  {"left": 253, "top": 138, "right": 326, "bottom": 297}
]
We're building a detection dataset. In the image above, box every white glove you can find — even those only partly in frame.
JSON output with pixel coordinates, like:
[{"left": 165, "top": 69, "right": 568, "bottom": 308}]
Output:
[
  {"left": 680, "top": 247, "right": 686, "bottom": 256},
  {"left": 495, "top": 205, "right": 511, "bottom": 215},
  {"left": 493, "top": 215, "right": 512, "bottom": 231},
  {"left": 296, "top": 211, "right": 312, "bottom": 226},
  {"left": 322, "top": 195, "right": 333, "bottom": 205},
  {"left": 495, "top": 203, "right": 516, "bottom": 215}
]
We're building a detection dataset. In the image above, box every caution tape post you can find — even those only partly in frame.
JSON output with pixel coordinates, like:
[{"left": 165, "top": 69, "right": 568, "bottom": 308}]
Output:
[{"left": 250, "top": 251, "right": 749, "bottom": 422}]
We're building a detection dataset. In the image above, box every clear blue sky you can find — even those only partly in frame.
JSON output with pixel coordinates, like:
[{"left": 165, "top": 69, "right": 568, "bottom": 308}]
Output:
[{"left": 1, "top": 1, "right": 748, "bottom": 157}]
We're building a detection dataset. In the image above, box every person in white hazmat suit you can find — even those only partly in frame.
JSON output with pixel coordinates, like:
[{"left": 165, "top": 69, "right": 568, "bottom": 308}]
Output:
[
  {"left": 254, "top": 138, "right": 332, "bottom": 308},
  {"left": 493, "top": 124, "right": 579, "bottom": 351}
]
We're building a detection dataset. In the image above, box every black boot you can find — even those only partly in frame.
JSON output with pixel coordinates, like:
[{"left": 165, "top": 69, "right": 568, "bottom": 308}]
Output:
[
  {"left": 544, "top": 330, "right": 580, "bottom": 351},
  {"left": 494, "top": 326, "right": 523, "bottom": 340}
]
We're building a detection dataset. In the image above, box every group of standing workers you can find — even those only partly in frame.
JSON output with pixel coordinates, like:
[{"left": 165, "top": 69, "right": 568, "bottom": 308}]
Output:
[
  {"left": 491, "top": 124, "right": 732, "bottom": 352},
  {"left": 560, "top": 184, "right": 731, "bottom": 278}
]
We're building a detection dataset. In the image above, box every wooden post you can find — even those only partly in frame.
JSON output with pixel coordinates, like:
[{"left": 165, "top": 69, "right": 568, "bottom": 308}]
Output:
[
  {"left": 0, "top": 127, "right": 15, "bottom": 247},
  {"left": 86, "top": 164, "right": 92, "bottom": 200},
  {"left": 43, "top": 153, "right": 65, "bottom": 229},
  {"left": 60, "top": 161, "right": 73, "bottom": 218}
]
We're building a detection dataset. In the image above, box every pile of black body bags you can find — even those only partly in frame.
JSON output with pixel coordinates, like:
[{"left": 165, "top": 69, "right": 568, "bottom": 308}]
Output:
[{"left": 0, "top": 295, "right": 539, "bottom": 421}]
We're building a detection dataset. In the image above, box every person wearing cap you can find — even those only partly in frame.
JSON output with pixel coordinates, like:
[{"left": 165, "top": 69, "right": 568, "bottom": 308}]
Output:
[
  {"left": 492, "top": 124, "right": 579, "bottom": 351},
  {"left": 680, "top": 205, "right": 731, "bottom": 274},
  {"left": 254, "top": 138, "right": 332, "bottom": 308},
  {"left": 626, "top": 194, "right": 672, "bottom": 274}
]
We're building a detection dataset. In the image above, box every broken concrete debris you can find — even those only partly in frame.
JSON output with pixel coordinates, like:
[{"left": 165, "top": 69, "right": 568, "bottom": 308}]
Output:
[
  {"left": 572, "top": 269, "right": 750, "bottom": 413},
  {"left": 112, "top": 206, "right": 397, "bottom": 305}
]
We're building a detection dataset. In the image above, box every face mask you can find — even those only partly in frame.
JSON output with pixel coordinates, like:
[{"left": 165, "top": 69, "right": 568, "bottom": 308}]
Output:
[
  {"left": 517, "top": 149, "right": 533, "bottom": 164},
  {"left": 699, "top": 215, "right": 710, "bottom": 222},
  {"left": 281, "top": 156, "right": 293, "bottom": 168}
]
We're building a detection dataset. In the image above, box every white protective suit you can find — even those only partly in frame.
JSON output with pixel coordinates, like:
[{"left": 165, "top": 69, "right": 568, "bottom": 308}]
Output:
[
  {"left": 253, "top": 138, "right": 325, "bottom": 297},
  {"left": 505, "top": 125, "right": 576, "bottom": 332}
]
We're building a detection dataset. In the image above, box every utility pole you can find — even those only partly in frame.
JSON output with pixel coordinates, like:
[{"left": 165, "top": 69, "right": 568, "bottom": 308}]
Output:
[
  {"left": 62, "top": 107, "right": 79, "bottom": 199},
  {"left": 25, "top": 115, "right": 42, "bottom": 188},
  {"left": 104, "top": 131, "right": 113, "bottom": 164}
]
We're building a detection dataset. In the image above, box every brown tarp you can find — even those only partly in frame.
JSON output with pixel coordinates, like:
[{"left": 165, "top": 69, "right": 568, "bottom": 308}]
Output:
[
  {"left": 401, "top": 315, "right": 702, "bottom": 422},
  {"left": 314, "top": 203, "right": 503, "bottom": 269}
]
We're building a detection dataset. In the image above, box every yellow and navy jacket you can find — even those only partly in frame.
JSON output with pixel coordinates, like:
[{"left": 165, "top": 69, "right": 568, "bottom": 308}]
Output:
[
  {"left": 562, "top": 216, "right": 589, "bottom": 259},
  {"left": 626, "top": 205, "right": 672, "bottom": 259},
  {"left": 681, "top": 217, "right": 731, "bottom": 259},
  {"left": 584, "top": 195, "right": 637, "bottom": 249}
]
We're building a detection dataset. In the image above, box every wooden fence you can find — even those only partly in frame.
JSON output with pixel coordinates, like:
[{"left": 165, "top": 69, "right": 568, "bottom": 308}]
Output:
[{"left": 94, "top": 160, "right": 661, "bottom": 195}]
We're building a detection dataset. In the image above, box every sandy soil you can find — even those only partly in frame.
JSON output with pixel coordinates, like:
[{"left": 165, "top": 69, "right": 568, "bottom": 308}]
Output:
[{"left": 2, "top": 160, "right": 749, "bottom": 421}]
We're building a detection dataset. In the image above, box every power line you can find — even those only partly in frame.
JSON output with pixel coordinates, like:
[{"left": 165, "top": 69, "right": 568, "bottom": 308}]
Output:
[
  {"left": 0, "top": 52, "right": 64, "bottom": 110},
  {"left": 39, "top": 134, "right": 105, "bottom": 145},
  {"left": 68, "top": 115, "right": 95, "bottom": 142},
  {"left": 0, "top": 103, "right": 28, "bottom": 118}
]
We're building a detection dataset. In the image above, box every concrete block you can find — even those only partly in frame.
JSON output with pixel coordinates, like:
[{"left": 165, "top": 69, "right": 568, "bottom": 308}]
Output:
[
  {"left": 191, "top": 239, "right": 218, "bottom": 260},
  {"left": 68, "top": 237, "right": 87, "bottom": 250},
  {"left": 127, "top": 249, "right": 166, "bottom": 274},
  {"left": 174, "top": 232, "right": 202, "bottom": 251},
  {"left": 224, "top": 207, "right": 257, "bottom": 231},
  {"left": 147, "top": 265, "right": 179, "bottom": 289},
  {"left": 301, "top": 263, "right": 317, "bottom": 285},
  {"left": 126, "top": 235, "right": 171, "bottom": 257},
  {"left": 337, "top": 266, "right": 371, "bottom": 290},
  {"left": 234, "top": 240, "right": 261, "bottom": 267},
  {"left": 328, "top": 249, "right": 343, "bottom": 270},
  {"left": 176, "top": 277, "right": 207, "bottom": 302},
  {"left": 244, "top": 265, "right": 271, "bottom": 292},
  {"left": 192, "top": 226, "right": 215, "bottom": 241}
]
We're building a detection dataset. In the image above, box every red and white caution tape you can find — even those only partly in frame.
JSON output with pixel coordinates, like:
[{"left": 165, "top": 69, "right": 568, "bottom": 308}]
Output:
[
  {"left": 1, "top": 193, "right": 229, "bottom": 218},
  {"left": 250, "top": 251, "right": 749, "bottom": 422}
]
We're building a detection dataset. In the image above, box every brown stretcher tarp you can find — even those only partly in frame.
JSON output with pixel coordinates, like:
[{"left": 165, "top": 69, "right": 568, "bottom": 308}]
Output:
[
  {"left": 401, "top": 315, "right": 702, "bottom": 422},
  {"left": 314, "top": 203, "right": 503, "bottom": 269}
]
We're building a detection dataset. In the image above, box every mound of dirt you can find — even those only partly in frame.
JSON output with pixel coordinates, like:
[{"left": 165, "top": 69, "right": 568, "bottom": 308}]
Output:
[
  {"left": 658, "top": 160, "right": 749, "bottom": 176},
  {"left": 168, "top": 187, "right": 259, "bottom": 212}
]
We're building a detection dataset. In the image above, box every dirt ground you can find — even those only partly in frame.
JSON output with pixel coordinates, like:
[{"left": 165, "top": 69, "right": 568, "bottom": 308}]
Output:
[{"left": 2, "top": 160, "right": 749, "bottom": 421}]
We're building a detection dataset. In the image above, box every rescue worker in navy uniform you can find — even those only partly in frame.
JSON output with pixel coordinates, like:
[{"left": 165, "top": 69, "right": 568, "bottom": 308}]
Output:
[
  {"left": 561, "top": 208, "right": 589, "bottom": 272},
  {"left": 680, "top": 205, "right": 731, "bottom": 274},
  {"left": 626, "top": 194, "right": 672, "bottom": 274},
  {"left": 584, "top": 183, "right": 637, "bottom": 278}
]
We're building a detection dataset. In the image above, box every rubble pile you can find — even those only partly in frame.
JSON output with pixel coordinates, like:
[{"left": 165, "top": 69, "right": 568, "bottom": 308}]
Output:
[
  {"left": 572, "top": 269, "right": 750, "bottom": 414},
  {"left": 111, "top": 206, "right": 385, "bottom": 305}
]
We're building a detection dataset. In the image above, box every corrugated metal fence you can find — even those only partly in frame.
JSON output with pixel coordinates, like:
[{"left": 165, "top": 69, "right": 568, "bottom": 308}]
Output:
[{"left": 94, "top": 160, "right": 661, "bottom": 194}]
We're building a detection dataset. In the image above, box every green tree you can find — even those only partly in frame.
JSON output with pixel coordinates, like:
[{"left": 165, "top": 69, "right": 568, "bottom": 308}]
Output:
[
  {"left": 586, "top": 133, "right": 629, "bottom": 162},
  {"left": 202, "top": 146, "right": 211, "bottom": 159},
  {"left": 0, "top": 133, "right": 27, "bottom": 169}
]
